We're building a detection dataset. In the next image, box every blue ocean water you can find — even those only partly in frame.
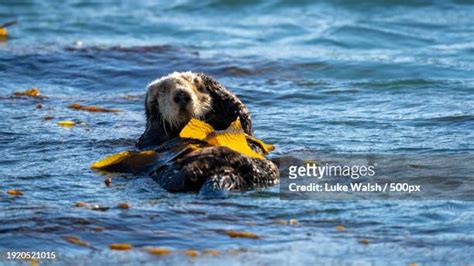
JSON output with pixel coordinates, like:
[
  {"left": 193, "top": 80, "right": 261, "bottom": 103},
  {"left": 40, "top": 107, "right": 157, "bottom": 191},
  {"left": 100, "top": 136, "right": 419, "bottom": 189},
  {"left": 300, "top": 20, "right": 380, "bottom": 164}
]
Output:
[{"left": 0, "top": 0, "right": 473, "bottom": 265}]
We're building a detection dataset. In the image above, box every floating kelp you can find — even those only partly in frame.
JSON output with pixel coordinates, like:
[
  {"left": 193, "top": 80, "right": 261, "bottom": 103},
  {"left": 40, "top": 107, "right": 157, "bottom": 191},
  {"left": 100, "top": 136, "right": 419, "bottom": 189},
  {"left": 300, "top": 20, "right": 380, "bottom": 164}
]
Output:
[
  {"left": 68, "top": 103, "right": 120, "bottom": 113},
  {"left": 57, "top": 121, "right": 76, "bottom": 127},
  {"left": 91, "top": 150, "right": 157, "bottom": 172},
  {"left": 184, "top": 250, "right": 199, "bottom": 257},
  {"left": 0, "top": 21, "right": 16, "bottom": 39},
  {"left": 117, "top": 203, "right": 129, "bottom": 209},
  {"left": 223, "top": 230, "right": 260, "bottom": 239},
  {"left": 62, "top": 236, "right": 90, "bottom": 247},
  {"left": 74, "top": 202, "right": 87, "bottom": 207},
  {"left": 336, "top": 225, "right": 345, "bottom": 231},
  {"left": 7, "top": 189, "right": 23, "bottom": 196},
  {"left": 0, "top": 28, "right": 6, "bottom": 39},
  {"left": 144, "top": 247, "right": 172, "bottom": 256},
  {"left": 109, "top": 243, "right": 132, "bottom": 250},
  {"left": 12, "top": 88, "right": 46, "bottom": 98}
]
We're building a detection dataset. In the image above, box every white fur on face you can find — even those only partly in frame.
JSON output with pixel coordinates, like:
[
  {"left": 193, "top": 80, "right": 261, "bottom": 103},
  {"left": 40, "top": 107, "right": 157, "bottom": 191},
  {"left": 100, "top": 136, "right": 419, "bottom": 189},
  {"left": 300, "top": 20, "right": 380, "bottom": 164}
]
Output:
[{"left": 146, "top": 72, "right": 212, "bottom": 130}]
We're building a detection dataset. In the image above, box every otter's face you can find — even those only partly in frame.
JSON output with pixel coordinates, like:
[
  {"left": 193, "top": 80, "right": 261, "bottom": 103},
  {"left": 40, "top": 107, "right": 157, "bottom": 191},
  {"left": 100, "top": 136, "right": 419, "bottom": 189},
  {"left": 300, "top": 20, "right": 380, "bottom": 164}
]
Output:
[{"left": 146, "top": 72, "right": 212, "bottom": 130}]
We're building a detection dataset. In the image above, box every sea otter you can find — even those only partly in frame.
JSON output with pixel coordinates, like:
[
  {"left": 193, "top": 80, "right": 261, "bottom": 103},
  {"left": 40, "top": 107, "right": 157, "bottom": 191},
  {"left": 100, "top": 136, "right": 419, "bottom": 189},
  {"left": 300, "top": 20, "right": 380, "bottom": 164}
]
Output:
[{"left": 136, "top": 72, "right": 279, "bottom": 196}]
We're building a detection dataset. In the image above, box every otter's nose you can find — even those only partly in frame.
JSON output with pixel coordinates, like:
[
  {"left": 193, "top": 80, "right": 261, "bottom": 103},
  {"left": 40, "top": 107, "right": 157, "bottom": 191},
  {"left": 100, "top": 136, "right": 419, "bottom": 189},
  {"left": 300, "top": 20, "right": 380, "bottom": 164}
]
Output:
[{"left": 173, "top": 90, "right": 191, "bottom": 106}]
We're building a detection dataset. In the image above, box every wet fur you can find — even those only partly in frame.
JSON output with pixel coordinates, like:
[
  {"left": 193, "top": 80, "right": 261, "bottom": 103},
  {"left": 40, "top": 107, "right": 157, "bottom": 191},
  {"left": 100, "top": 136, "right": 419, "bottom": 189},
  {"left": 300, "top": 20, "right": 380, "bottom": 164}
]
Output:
[
  {"left": 151, "top": 143, "right": 279, "bottom": 195},
  {"left": 136, "top": 72, "right": 278, "bottom": 196}
]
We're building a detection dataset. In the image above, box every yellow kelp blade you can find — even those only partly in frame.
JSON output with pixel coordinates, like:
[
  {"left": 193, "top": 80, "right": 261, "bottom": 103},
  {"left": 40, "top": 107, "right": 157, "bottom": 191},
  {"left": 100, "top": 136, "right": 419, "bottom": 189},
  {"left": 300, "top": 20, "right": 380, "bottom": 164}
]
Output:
[
  {"left": 91, "top": 151, "right": 132, "bottom": 169},
  {"left": 246, "top": 135, "right": 275, "bottom": 154},
  {"left": 179, "top": 118, "right": 214, "bottom": 140},
  {"left": 0, "top": 28, "right": 7, "bottom": 38},
  {"left": 13, "top": 88, "right": 41, "bottom": 97},
  {"left": 91, "top": 150, "right": 157, "bottom": 170},
  {"left": 68, "top": 103, "right": 120, "bottom": 113},
  {"left": 0, "top": 21, "right": 16, "bottom": 39},
  {"left": 179, "top": 118, "right": 266, "bottom": 159},
  {"left": 206, "top": 119, "right": 265, "bottom": 159},
  {"left": 57, "top": 121, "right": 76, "bottom": 127}
]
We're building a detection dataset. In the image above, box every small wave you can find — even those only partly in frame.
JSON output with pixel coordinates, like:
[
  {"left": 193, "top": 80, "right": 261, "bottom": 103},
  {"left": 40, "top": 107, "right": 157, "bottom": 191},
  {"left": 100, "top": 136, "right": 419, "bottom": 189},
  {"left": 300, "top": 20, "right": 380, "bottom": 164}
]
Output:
[
  {"left": 352, "top": 79, "right": 442, "bottom": 87},
  {"left": 426, "top": 114, "right": 474, "bottom": 123},
  {"left": 329, "top": 25, "right": 433, "bottom": 48},
  {"left": 64, "top": 44, "right": 179, "bottom": 54},
  {"left": 219, "top": 66, "right": 255, "bottom": 76},
  {"left": 409, "top": 115, "right": 474, "bottom": 127}
]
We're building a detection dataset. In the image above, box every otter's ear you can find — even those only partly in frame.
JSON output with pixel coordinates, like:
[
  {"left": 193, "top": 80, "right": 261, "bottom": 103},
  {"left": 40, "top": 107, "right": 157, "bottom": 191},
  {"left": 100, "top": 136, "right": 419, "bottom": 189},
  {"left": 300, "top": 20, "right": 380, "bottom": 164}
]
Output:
[{"left": 197, "top": 73, "right": 253, "bottom": 135}]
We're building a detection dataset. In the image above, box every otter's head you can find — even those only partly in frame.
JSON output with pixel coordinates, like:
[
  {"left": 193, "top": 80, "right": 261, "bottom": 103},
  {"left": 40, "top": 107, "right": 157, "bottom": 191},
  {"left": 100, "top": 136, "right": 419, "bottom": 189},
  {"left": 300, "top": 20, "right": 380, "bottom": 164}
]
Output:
[{"left": 146, "top": 72, "right": 212, "bottom": 130}]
